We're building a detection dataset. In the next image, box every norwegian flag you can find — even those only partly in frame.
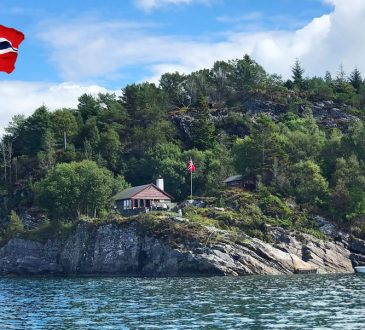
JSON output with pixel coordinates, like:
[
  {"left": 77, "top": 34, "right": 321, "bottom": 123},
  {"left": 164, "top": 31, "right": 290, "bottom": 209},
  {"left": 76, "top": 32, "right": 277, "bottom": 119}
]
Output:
[
  {"left": 187, "top": 158, "right": 195, "bottom": 173},
  {"left": 0, "top": 25, "right": 25, "bottom": 74}
]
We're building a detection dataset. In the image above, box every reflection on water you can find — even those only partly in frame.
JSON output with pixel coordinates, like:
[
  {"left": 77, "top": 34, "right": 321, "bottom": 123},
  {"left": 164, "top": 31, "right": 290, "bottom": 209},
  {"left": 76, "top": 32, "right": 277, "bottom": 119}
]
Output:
[{"left": 0, "top": 274, "right": 365, "bottom": 329}]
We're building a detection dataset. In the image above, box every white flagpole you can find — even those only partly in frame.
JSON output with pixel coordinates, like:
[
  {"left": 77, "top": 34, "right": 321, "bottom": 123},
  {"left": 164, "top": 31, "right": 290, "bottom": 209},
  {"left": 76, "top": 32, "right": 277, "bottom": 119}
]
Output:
[{"left": 190, "top": 169, "right": 193, "bottom": 202}]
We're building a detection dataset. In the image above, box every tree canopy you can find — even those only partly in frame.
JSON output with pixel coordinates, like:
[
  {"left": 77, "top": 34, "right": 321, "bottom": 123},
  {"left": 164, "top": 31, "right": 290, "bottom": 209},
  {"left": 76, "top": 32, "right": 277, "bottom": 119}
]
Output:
[{"left": 1, "top": 53, "right": 365, "bottom": 233}]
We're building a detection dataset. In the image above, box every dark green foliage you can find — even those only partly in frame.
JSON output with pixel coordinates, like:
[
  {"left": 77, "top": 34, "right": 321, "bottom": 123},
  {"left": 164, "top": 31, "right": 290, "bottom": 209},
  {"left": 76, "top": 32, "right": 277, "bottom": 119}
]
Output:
[
  {"left": 232, "top": 114, "right": 286, "bottom": 185},
  {"left": 51, "top": 108, "right": 79, "bottom": 148},
  {"left": 191, "top": 96, "right": 216, "bottom": 150},
  {"left": 99, "top": 128, "right": 122, "bottom": 171},
  {"left": 281, "top": 109, "right": 325, "bottom": 163},
  {"left": 257, "top": 186, "right": 292, "bottom": 220},
  {"left": 288, "top": 160, "right": 329, "bottom": 206},
  {"left": 349, "top": 68, "right": 363, "bottom": 92},
  {"left": 37, "top": 129, "right": 56, "bottom": 173},
  {"left": 333, "top": 65, "right": 357, "bottom": 103},
  {"left": 291, "top": 59, "right": 305, "bottom": 89},
  {"left": 77, "top": 94, "right": 101, "bottom": 121},
  {"left": 160, "top": 72, "right": 187, "bottom": 108},
  {"left": 230, "top": 54, "right": 267, "bottom": 92},
  {"left": 306, "top": 77, "right": 334, "bottom": 100},
  {"left": 35, "top": 160, "right": 116, "bottom": 220},
  {"left": 147, "top": 142, "right": 186, "bottom": 199},
  {"left": 2, "top": 53, "right": 365, "bottom": 237},
  {"left": 330, "top": 155, "right": 365, "bottom": 221},
  {"left": 80, "top": 117, "right": 100, "bottom": 150},
  {"left": 13, "top": 106, "right": 52, "bottom": 156},
  {"left": 121, "top": 83, "right": 176, "bottom": 157},
  {"left": 3, "top": 210, "right": 24, "bottom": 237}
]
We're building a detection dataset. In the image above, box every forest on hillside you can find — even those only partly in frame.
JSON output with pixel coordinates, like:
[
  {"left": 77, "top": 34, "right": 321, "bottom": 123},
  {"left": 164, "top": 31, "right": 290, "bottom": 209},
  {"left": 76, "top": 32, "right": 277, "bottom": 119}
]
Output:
[{"left": 1, "top": 55, "right": 365, "bottom": 237}]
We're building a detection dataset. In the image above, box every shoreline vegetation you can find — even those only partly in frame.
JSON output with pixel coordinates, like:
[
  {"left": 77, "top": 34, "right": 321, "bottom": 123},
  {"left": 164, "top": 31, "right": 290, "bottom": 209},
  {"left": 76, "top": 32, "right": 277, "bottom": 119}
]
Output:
[
  {"left": 1, "top": 55, "right": 365, "bottom": 275},
  {"left": 0, "top": 208, "right": 362, "bottom": 276}
]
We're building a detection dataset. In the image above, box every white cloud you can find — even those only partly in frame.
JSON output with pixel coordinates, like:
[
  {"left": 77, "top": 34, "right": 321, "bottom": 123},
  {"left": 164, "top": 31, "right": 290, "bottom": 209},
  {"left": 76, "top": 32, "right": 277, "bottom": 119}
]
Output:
[
  {"left": 135, "top": 0, "right": 209, "bottom": 11},
  {"left": 0, "top": 0, "right": 360, "bottom": 133},
  {"left": 0, "top": 81, "right": 109, "bottom": 135},
  {"left": 217, "top": 12, "right": 263, "bottom": 24},
  {"left": 36, "top": 0, "right": 365, "bottom": 85}
]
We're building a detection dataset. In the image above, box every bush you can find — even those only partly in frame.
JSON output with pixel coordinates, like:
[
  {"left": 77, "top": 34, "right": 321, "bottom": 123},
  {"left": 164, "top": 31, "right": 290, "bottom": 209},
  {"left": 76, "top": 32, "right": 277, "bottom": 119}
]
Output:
[
  {"left": 35, "top": 160, "right": 117, "bottom": 220},
  {"left": 258, "top": 189, "right": 292, "bottom": 220},
  {"left": 0, "top": 211, "right": 24, "bottom": 245},
  {"left": 22, "top": 220, "right": 75, "bottom": 242},
  {"left": 4, "top": 211, "right": 24, "bottom": 238}
]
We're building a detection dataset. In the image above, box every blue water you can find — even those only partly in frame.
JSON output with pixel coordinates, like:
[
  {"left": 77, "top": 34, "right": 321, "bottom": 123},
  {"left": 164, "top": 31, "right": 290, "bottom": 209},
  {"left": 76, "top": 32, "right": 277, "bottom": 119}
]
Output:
[{"left": 0, "top": 275, "right": 364, "bottom": 329}]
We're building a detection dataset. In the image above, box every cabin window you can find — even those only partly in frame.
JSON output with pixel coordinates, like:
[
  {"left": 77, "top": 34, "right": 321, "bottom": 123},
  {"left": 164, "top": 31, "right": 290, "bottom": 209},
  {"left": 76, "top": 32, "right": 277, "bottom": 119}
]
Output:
[{"left": 123, "top": 200, "right": 132, "bottom": 210}]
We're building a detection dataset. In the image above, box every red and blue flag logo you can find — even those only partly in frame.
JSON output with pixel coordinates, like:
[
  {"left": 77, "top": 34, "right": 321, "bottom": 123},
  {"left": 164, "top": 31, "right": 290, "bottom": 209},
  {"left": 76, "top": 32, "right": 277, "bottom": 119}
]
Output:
[{"left": 0, "top": 25, "right": 24, "bottom": 74}]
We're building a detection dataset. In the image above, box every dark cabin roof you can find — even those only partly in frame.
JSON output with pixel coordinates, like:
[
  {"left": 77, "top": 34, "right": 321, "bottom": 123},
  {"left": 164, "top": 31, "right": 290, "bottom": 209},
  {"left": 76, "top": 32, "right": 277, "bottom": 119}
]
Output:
[
  {"left": 224, "top": 175, "right": 243, "bottom": 183},
  {"left": 112, "top": 183, "right": 173, "bottom": 201}
]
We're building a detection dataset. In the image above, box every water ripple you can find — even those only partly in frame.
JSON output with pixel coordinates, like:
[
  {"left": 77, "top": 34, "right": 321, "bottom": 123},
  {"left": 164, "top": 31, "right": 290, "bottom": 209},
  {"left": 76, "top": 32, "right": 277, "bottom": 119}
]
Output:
[{"left": 0, "top": 275, "right": 364, "bottom": 329}]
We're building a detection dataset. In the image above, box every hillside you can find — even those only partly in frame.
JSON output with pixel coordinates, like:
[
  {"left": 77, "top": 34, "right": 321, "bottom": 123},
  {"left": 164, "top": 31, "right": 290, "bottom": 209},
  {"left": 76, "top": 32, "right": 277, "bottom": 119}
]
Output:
[{"left": 1, "top": 54, "right": 365, "bottom": 242}]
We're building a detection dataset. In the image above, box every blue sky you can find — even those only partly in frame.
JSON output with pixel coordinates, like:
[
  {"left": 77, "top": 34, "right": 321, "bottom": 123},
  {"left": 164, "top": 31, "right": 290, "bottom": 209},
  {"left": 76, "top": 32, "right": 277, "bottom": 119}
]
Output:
[
  {"left": 0, "top": 0, "right": 364, "bottom": 132},
  {"left": 1, "top": 0, "right": 331, "bottom": 87}
]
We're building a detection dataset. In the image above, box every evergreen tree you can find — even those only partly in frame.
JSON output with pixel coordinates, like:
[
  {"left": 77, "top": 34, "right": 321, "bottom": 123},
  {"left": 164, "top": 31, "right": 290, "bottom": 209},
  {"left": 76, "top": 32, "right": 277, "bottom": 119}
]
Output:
[
  {"left": 191, "top": 96, "right": 215, "bottom": 151},
  {"left": 324, "top": 71, "right": 332, "bottom": 85},
  {"left": 331, "top": 155, "right": 365, "bottom": 221},
  {"left": 51, "top": 109, "right": 78, "bottom": 149},
  {"left": 231, "top": 54, "right": 267, "bottom": 92},
  {"left": 336, "top": 64, "right": 347, "bottom": 85},
  {"left": 37, "top": 129, "right": 56, "bottom": 172},
  {"left": 291, "top": 59, "right": 305, "bottom": 89},
  {"left": 334, "top": 64, "right": 356, "bottom": 102},
  {"left": 210, "top": 60, "right": 233, "bottom": 102},
  {"left": 77, "top": 94, "right": 100, "bottom": 121},
  {"left": 99, "top": 128, "right": 122, "bottom": 171},
  {"left": 349, "top": 67, "right": 363, "bottom": 92},
  {"left": 13, "top": 106, "right": 51, "bottom": 156},
  {"left": 159, "top": 72, "right": 186, "bottom": 108},
  {"left": 232, "top": 114, "right": 286, "bottom": 185}
]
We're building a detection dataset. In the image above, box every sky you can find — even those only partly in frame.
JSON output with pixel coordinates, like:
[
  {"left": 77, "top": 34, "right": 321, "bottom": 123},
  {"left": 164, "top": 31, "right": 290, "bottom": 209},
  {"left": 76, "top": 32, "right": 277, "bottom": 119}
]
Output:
[{"left": 0, "top": 0, "right": 365, "bottom": 133}]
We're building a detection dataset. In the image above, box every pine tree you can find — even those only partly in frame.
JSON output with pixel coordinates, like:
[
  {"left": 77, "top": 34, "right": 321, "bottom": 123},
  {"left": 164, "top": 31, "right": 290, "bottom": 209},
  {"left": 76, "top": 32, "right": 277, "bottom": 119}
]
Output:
[
  {"left": 191, "top": 96, "right": 215, "bottom": 151},
  {"left": 349, "top": 67, "right": 363, "bottom": 92},
  {"left": 324, "top": 71, "right": 332, "bottom": 85},
  {"left": 37, "top": 129, "right": 56, "bottom": 172},
  {"left": 336, "top": 64, "right": 346, "bottom": 85},
  {"left": 291, "top": 59, "right": 305, "bottom": 89}
]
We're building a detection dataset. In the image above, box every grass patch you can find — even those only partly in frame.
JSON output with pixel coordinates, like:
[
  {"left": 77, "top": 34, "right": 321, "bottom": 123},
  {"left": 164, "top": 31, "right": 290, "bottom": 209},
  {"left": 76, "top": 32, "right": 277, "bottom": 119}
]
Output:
[
  {"left": 22, "top": 220, "right": 76, "bottom": 243},
  {"left": 136, "top": 213, "right": 215, "bottom": 248}
]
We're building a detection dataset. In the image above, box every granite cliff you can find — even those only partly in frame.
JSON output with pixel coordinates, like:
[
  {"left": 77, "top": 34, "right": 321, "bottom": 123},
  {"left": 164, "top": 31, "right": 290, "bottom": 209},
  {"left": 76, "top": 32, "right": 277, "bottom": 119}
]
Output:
[{"left": 0, "top": 216, "right": 364, "bottom": 276}]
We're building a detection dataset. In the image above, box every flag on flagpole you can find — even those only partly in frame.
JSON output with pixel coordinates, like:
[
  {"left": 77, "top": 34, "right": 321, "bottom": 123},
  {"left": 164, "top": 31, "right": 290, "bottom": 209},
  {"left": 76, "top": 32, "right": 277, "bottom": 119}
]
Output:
[
  {"left": 187, "top": 158, "right": 195, "bottom": 173},
  {"left": 0, "top": 25, "right": 25, "bottom": 74}
]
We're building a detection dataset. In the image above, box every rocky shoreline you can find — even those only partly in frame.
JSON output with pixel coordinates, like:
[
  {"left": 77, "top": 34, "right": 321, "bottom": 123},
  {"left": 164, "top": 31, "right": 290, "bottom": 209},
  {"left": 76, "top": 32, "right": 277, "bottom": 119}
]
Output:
[{"left": 0, "top": 218, "right": 364, "bottom": 277}]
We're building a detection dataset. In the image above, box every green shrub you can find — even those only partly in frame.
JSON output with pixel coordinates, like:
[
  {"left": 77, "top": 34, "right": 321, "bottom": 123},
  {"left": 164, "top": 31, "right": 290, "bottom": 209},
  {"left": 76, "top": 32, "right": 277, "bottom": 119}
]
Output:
[
  {"left": 22, "top": 220, "right": 75, "bottom": 243},
  {"left": 0, "top": 211, "right": 25, "bottom": 246},
  {"left": 4, "top": 211, "right": 24, "bottom": 238},
  {"left": 258, "top": 192, "right": 292, "bottom": 220}
]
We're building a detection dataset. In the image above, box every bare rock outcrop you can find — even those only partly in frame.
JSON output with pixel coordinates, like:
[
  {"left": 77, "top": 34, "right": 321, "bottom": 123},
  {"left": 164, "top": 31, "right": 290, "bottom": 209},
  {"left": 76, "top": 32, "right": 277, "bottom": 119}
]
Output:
[{"left": 0, "top": 221, "right": 363, "bottom": 276}]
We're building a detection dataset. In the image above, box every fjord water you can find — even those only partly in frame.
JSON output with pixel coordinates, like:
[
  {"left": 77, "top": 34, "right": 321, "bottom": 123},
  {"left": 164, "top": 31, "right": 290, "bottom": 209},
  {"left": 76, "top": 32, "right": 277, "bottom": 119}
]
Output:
[{"left": 0, "top": 275, "right": 364, "bottom": 329}]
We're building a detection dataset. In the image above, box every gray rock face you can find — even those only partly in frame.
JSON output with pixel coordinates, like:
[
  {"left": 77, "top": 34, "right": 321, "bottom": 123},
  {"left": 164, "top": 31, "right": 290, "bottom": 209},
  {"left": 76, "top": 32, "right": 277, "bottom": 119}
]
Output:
[
  {"left": 0, "top": 238, "right": 62, "bottom": 275},
  {"left": 0, "top": 222, "right": 221, "bottom": 276},
  {"left": 0, "top": 221, "right": 364, "bottom": 276},
  {"left": 170, "top": 96, "right": 359, "bottom": 143}
]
